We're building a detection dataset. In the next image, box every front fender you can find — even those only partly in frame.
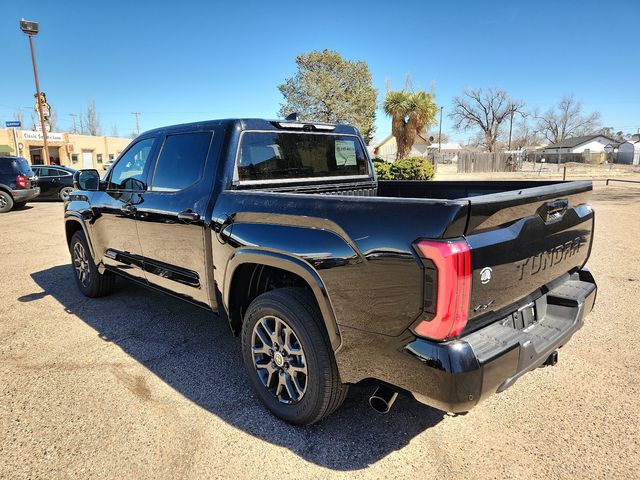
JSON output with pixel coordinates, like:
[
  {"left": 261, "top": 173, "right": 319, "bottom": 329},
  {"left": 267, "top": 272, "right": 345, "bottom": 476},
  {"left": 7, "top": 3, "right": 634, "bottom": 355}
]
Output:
[
  {"left": 64, "top": 207, "right": 97, "bottom": 264},
  {"left": 222, "top": 248, "right": 342, "bottom": 351}
]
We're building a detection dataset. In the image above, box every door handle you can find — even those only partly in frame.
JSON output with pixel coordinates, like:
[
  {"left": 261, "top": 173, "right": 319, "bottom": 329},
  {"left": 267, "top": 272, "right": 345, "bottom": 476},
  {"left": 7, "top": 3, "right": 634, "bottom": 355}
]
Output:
[
  {"left": 178, "top": 209, "right": 200, "bottom": 223},
  {"left": 121, "top": 204, "right": 137, "bottom": 214}
]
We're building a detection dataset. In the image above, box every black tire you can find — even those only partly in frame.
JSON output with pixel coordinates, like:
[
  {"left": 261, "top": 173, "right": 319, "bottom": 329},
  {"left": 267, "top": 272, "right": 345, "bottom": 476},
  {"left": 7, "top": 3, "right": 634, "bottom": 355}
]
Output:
[
  {"left": 0, "top": 190, "right": 14, "bottom": 213},
  {"left": 70, "top": 230, "right": 115, "bottom": 297},
  {"left": 59, "top": 186, "right": 74, "bottom": 201},
  {"left": 241, "top": 287, "right": 348, "bottom": 425}
]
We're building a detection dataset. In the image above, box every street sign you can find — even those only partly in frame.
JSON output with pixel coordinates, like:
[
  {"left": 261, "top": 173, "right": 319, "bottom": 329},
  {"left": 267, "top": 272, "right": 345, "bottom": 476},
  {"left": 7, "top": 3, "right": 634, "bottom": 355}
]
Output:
[{"left": 5, "top": 121, "right": 21, "bottom": 128}]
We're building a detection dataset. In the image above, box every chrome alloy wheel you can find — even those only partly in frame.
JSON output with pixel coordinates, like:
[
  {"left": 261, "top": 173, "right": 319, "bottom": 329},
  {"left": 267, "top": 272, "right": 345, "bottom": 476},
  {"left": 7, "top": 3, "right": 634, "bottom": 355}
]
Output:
[
  {"left": 60, "top": 187, "right": 74, "bottom": 201},
  {"left": 73, "top": 241, "right": 91, "bottom": 288},
  {"left": 0, "top": 195, "right": 7, "bottom": 208},
  {"left": 251, "top": 315, "right": 308, "bottom": 404}
]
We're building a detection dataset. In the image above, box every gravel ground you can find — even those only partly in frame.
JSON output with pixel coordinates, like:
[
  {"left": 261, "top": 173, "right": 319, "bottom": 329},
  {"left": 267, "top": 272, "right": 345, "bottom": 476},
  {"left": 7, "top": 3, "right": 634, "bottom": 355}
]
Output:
[{"left": 1, "top": 183, "right": 639, "bottom": 479}]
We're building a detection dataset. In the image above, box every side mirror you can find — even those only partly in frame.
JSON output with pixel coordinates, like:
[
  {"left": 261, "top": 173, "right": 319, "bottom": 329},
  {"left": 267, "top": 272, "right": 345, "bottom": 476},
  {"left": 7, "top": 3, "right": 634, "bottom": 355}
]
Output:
[{"left": 73, "top": 169, "right": 101, "bottom": 191}]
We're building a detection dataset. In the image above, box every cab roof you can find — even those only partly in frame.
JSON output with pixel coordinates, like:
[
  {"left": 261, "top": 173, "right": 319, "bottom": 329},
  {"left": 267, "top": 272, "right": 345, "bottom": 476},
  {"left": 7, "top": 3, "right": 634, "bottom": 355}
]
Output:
[{"left": 139, "top": 118, "right": 360, "bottom": 137}]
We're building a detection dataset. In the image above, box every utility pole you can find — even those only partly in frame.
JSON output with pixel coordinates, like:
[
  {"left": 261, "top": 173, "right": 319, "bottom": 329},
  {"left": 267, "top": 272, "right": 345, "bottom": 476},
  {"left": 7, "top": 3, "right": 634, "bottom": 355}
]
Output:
[
  {"left": 508, "top": 107, "right": 514, "bottom": 151},
  {"left": 131, "top": 112, "right": 141, "bottom": 135},
  {"left": 438, "top": 106, "right": 443, "bottom": 153},
  {"left": 69, "top": 113, "right": 78, "bottom": 133},
  {"left": 20, "top": 19, "right": 50, "bottom": 165}
]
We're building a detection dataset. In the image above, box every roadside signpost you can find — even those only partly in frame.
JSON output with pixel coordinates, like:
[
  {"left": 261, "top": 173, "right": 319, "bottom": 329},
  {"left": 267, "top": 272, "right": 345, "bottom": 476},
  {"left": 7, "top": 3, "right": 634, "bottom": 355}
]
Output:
[{"left": 6, "top": 121, "right": 22, "bottom": 157}]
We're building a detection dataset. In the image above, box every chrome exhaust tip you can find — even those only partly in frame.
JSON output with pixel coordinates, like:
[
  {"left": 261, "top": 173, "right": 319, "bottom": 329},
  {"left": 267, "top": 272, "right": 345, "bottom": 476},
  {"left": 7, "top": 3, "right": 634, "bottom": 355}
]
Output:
[{"left": 369, "top": 386, "right": 398, "bottom": 414}]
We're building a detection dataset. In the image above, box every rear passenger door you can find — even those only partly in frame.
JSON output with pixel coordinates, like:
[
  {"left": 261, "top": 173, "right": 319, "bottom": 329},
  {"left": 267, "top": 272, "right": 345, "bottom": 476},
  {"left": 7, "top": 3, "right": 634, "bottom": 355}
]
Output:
[
  {"left": 33, "top": 167, "right": 60, "bottom": 197},
  {"left": 135, "top": 130, "right": 216, "bottom": 306}
]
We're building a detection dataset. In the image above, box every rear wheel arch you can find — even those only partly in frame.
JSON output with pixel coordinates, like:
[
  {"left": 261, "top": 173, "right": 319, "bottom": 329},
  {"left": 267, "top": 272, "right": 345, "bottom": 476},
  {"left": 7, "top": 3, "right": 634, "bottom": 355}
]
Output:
[{"left": 223, "top": 250, "right": 341, "bottom": 351}]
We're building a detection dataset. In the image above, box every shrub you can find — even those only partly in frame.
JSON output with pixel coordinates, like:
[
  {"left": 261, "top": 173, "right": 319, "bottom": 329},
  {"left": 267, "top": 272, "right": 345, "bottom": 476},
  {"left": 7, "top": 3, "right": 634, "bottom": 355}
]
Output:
[
  {"left": 372, "top": 158, "right": 394, "bottom": 180},
  {"left": 391, "top": 156, "right": 435, "bottom": 180}
]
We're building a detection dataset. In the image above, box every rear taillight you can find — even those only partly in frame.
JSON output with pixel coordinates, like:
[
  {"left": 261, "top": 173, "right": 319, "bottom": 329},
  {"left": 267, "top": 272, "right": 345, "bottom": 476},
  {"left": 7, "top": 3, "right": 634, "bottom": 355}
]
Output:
[
  {"left": 16, "top": 175, "right": 28, "bottom": 189},
  {"left": 414, "top": 239, "right": 471, "bottom": 340}
]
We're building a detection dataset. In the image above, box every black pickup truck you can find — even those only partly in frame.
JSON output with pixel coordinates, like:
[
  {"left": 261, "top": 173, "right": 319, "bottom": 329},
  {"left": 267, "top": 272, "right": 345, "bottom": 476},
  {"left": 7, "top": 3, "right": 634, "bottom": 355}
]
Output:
[{"left": 65, "top": 118, "right": 596, "bottom": 425}]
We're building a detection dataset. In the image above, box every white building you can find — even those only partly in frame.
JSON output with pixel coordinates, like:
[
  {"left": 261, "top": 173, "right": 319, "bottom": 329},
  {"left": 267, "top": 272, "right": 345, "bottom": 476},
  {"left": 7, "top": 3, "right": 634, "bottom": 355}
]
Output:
[
  {"left": 541, "top": 135, "right": 616, "bottom": 154},
  {"left": 371, "top": 133, "right": 430, "bottom": 162},
  {"left": 427, "top": 142, "right": 462, "bottom": 161}
]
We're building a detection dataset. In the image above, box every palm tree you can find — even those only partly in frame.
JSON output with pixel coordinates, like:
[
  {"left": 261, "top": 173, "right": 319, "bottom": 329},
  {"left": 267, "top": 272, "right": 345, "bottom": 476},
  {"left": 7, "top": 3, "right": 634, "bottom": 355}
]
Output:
[{"left": 383, "top": 90, "right": 438, "bottom": 160}]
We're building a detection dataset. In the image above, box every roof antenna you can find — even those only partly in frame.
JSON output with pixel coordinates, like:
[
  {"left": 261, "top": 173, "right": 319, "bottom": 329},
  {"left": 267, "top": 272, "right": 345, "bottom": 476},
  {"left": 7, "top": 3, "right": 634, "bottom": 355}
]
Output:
[{"left": 285, "top": 112, "right": 298, "bottom": 121}]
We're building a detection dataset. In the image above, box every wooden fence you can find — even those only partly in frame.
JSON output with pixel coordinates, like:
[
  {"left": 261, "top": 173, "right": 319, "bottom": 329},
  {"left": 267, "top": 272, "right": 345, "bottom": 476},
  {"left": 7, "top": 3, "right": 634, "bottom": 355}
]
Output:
[
  {"left": 524, "top": 151, "right": 605, "bottom": 165},
  {"left": 456, "top": 152, "right": 517, "bottom": 173}
]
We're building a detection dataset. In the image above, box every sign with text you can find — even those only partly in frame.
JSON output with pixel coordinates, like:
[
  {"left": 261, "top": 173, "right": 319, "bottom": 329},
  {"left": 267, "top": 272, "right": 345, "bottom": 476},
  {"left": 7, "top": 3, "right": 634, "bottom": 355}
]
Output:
[
  {"left": 5, "top": 121, "right": 21, "bottom": 128},
  {"left": 335, "top": 139, "right": 357, "bottom": 166},
  {"left": 21, "top": 130, "right": 64, "bottom": 142}
]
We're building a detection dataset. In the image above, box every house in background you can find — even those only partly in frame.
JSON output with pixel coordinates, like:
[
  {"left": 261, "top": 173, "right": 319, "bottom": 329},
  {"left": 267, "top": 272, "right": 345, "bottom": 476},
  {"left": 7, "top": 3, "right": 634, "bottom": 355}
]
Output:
[
  {"left": 371, "top": 133, "right": 430, "bottom": 162},
  {"left": 426, "top": 142, "right": 462, "bottom": 162},
  {"left": 540, "top": 135, "right": 616, "bottom": 154}
]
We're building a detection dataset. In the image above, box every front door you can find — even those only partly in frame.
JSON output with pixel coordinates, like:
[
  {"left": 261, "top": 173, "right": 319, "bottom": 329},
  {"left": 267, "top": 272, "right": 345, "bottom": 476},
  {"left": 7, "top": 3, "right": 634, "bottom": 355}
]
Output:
[
  {"left": 82, "top": 150, "right": 93, "bottom": 169},
  {"left": 136, "top": 130, "right": 215, "bottom": 306},
  {"left": 88, "top": 136, "right": 157, "bottom": 283}
]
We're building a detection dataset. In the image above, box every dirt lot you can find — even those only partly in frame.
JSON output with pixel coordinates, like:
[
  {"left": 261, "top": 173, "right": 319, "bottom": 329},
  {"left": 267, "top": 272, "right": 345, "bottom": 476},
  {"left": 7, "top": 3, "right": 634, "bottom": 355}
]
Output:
[{"left": 1, "top": 183, "right": 639, "bottom": 479}]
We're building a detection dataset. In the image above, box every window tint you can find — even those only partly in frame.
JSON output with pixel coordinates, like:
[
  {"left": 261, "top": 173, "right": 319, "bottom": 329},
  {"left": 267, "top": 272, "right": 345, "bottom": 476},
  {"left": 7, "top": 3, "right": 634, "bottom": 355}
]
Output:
[
  {"left": 0, "top": 159, "right": 14, "bottom": 175},
  {"left": 15, "top": 158, "right": 34, "bottom": 176},
  {"left": 108, "top": 137, "right": 155, "bottom": 191},
  {"left": 237, "top": 132, "right": 369, "bottom": 182},
  {"left": 151, "top": 132, "right": 212, "bottom": 192},
  {"left": 37, "top": 167, "right": 61, "bottom": 177}
]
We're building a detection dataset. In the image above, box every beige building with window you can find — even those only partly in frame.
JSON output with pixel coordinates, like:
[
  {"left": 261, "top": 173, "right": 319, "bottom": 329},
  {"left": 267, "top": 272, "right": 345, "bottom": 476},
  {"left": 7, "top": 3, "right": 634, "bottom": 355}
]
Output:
[{"left": 0, "top": 128, "right": 131, "bottom": 170}]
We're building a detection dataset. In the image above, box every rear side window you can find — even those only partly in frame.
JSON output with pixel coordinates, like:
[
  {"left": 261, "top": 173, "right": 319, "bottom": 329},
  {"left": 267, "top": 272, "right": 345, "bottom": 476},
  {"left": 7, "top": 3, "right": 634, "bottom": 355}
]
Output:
[
  {"left": 237, "top": 132, "right": 369, "bottom": 182},
  {"left": 0, "top": 160, "right": 14, "bottom": 175},
  {"left": 15, "top": 158, "right": 34, "bottom": 176},
  {"left": 37, "top": 167, "right": 61, "bottom": 177},
  {"left": 151, "top": 132, "right": 212, "bottom": 192}
]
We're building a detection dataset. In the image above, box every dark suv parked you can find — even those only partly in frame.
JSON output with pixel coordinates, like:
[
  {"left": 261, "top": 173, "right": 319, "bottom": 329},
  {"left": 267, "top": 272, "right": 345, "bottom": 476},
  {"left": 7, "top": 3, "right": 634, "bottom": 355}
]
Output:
[
  {"left": 32, "top": 165, "right": 76, "bottom": 201},
  {"left": 0, "top": 156, "right": 39, "bottom": 213}
]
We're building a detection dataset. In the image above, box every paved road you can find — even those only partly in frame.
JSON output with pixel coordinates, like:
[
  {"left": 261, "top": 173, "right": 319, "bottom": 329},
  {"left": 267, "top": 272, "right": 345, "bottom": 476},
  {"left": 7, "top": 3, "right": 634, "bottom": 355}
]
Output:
[{"left": 1, "top": 184, "right": 639, "bottom": 479}]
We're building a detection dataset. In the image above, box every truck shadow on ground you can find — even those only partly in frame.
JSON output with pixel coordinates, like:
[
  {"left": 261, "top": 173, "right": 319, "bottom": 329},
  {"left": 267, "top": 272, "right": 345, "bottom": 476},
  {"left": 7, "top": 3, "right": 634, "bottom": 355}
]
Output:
[{"left": 26, "top": 265, "right": 445, "bottom": 471}]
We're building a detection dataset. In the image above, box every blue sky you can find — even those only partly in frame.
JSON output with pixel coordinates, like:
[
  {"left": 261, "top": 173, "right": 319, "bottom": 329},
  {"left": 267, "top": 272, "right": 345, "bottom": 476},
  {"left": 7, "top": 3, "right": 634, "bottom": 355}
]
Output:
[{"left": 1, "top": 0, "right": 638, "bottom": 143}]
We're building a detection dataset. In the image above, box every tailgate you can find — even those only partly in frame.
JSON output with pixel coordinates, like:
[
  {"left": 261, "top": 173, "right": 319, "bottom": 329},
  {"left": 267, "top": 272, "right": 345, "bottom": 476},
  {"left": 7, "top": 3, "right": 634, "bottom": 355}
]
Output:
[{"left": 462, "top": 181, "right": 594, "bottom": 333}]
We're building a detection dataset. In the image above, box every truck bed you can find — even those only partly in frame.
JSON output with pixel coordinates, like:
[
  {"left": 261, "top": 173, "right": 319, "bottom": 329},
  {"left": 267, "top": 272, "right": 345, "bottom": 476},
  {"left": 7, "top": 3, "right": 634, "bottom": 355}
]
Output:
[{"left": 220, "top": 179, "right": 593, "bottom": 337}]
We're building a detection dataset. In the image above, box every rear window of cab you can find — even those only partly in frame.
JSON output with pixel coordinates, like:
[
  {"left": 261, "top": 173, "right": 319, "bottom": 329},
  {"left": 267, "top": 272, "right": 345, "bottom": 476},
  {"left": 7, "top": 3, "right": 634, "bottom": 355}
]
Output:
[{"left": 237, "top": 132, "right": 369, "bottom": 182}]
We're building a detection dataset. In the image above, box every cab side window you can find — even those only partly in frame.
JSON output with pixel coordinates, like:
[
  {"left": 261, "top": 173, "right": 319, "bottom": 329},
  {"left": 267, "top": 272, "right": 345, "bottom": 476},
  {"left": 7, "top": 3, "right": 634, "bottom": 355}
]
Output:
[
  {"left": 151, "top": 132, "right": 212, "bottom": 192},
  {"left": 108, "top": 138, "right": 155, "bottom": 191}
]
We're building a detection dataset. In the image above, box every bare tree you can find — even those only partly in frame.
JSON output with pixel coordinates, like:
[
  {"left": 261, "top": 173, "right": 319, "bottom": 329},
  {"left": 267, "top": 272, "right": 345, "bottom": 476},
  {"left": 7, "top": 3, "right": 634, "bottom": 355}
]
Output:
[
  {"left": 450, "top": 88, "right": 524, "bottom": 152},
  {"left": 535, "top": 95, "right": 600, "bottom": 144},
  {"left": 595, "top": 127, "right": 625, "bottom": 142},
  {"left": 48, "top": 108, "right": 57, "bottom": 132},
  {"left": 508, "top": 117, "right": 542, "bottom": 149},
  {"left": 13, "top": 109, "right": 25, "bottom": 126},
  {"left": 84, "top": 99, "right": 102, "bottom": 136},
  {"left": 424, "top": 130, "right": 450, "bottom": 144},
  {"left": 110, "top": 124, "right": 119, "bottom": 137}
]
